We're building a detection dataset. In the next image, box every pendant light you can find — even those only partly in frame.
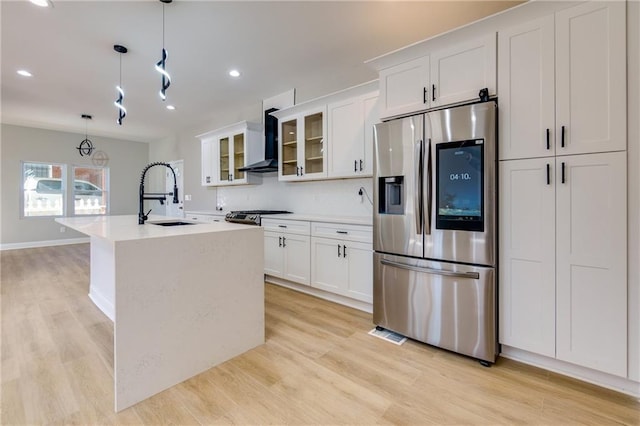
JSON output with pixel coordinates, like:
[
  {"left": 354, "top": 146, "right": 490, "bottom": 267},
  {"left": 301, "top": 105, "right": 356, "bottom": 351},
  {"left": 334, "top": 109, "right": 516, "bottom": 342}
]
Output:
[
  {"left": 76, "top": 114, "right": 95, "bottom": 157},
  {"left": 114, "top": 44, "right": 128, "bottom": 125},
  {"left": 155, "top": 0, "right": 172, "bottom": 101}
]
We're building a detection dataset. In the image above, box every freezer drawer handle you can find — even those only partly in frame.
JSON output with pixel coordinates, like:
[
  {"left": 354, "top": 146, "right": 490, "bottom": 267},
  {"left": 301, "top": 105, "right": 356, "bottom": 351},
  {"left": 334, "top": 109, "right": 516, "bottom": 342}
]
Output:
[{"left": 380, "top": 259, "right": 480, "bottom": 279}]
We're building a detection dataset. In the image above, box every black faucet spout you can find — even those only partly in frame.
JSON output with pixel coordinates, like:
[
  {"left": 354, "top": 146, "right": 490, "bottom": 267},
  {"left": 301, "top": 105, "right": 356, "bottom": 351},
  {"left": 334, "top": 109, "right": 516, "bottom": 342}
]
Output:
[{"left": 138, "top": 162, "right": 179, "bottom": 225}]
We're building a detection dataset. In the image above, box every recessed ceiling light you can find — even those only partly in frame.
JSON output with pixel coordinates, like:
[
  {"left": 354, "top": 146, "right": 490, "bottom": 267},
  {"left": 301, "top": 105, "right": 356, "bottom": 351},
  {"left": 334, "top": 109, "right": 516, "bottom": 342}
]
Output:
[
  {"left": 166, "top": 105, "right": 176, "bottom": 110},
  {"left": 17, "top": 70, "right": 33, "bottom": 77},
  {"left": 229, "top": 70, "right": 240, "bottom": 78},
  {"left": 29, "top": 0, "right": 50, "bottom": 7}
]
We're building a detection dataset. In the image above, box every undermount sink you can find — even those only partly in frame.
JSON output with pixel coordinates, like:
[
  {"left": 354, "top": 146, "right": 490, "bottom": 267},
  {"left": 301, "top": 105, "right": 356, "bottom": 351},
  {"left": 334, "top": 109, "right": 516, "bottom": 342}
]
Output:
[{"left": 148, "top": 220, "right": 197, "bottom": 227}]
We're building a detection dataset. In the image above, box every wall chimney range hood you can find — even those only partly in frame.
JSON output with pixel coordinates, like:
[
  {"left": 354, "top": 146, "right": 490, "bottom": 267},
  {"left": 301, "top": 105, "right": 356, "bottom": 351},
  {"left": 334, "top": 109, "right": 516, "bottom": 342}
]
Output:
[{"left": 238, "top": 108, "right": 279, "bottom": 173}]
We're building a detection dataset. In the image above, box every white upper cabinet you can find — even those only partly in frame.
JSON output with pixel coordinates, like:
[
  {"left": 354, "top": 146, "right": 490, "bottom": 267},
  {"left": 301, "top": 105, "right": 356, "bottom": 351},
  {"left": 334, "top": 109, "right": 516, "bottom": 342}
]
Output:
[
  {"left": 555, "top": 152, "right": 627, "bottom": 377},
  {"left": 327, "top": 91, "right": 378, "bottom": 178},
  {"left": 201, "top": 138, "right": 215, "bottom": 186},
  {"left": 498, "top": 16, "right": 555, "bottom": 160},
  {"left": 430, "top": 33, "right": 497, "bottom": 108},
  {"left": 555, "top": 1, "right": 626, "bottom": 155},
  {"left": 197, "top": 121, "right": 262, "bottom": 187},
  {"left": 279, "top": 107, "right": 327, "bottom": 182},
  {"left": 377, "top": 34, "right": 496, "bottom": 120},
  {"left": 499, "top": 2, "right": 626, "bottom": 160},
  {"left": 378, "top": 56, "right": 430, "bottom": 120}
]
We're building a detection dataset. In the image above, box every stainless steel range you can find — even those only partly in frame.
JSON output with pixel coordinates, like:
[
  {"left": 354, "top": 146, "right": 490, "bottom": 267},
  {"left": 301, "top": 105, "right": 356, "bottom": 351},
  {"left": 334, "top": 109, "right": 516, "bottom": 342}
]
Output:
[{"left": 225, "top": 210, "right": 291, "bottom": 226}]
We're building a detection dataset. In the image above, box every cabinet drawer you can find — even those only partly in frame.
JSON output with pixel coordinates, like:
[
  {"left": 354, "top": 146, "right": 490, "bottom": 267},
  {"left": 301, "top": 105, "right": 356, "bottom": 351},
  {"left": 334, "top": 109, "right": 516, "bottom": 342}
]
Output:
[
  {"left": 311, "top": 222, "right": 372, "bottom": 243},
  {"left": 187, "top": 214, "right": 225, "bottom": 223},
  {"left": 262, "top": 219, "right": 310, "bottom": 235}
]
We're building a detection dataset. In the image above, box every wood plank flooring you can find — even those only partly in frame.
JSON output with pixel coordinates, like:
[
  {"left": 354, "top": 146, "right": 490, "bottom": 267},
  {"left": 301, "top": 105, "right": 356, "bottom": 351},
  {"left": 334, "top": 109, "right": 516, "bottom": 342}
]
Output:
[{"left": 2, "top": 243, "right": 639, "bottom": 425}]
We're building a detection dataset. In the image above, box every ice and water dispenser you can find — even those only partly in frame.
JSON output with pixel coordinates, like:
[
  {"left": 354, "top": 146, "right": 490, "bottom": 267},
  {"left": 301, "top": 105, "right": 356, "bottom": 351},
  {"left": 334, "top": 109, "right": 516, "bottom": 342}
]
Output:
[{"left": 378, "top": 176, "right": 404, "bottom": 215}]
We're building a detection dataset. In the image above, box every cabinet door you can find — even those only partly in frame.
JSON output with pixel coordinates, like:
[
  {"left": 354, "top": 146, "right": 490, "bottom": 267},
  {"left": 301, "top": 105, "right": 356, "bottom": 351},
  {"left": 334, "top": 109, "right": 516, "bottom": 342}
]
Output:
[
  {"left": 201, "top": 139, "right": 215, "bottom": 186},
  {"left": 300, "top": 109, "right": 327, "bottom": 180},
  {"left": 362, "top": 93, "right": 379, "bottom": 176},
  {"left": 555, "top": 2, "right": 626, "bottom": 155},
  {"left": 379, "top": 56, "right": 429, "bottom": 120},
  {"left": 279, "top": 116, "right": 299, "bottom": 181},
  {"left": 311, "top": 237, "right": 347, "bottom": 294},
  {"left": 345, "top": 241, "right": 373, "bottom": 303},
  {"left": 430, "top": 34, "right": 496, "bottom": 108},
  {"left": 328, "top": 97, "right": 365, "bottom": 178},
  {"left": 218, "top": 135, "right": 231, "bottom": 183},
  {"left": 498, "top": 16, "right": 555, "bottom": 160},
  {"left": 283, "top": 233, "right": 311, "bottom": 285},
  {"left": 555, "top": 152, "right": 627, "bottom": 377},
  {"left": 499, "top": 159, "right": 555, "bottom": 357},
  {"left": 264, "top": 231, "right": 284, "bottom": 277},
  {"left": 231, "top": 132, "right": 246, "bottom": 183}
]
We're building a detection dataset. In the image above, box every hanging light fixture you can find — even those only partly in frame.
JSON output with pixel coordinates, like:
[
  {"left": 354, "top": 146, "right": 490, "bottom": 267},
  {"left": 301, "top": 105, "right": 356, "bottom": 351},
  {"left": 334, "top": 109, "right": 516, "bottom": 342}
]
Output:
[
  {"left": 113, "top": 44, "right": 128, "bottom": 125},
  {"left": 155, "top": 0, "right": 172, "bottom": 101},
  {"left": 76, "top": 114, "right": 95, "bottom": 157}
]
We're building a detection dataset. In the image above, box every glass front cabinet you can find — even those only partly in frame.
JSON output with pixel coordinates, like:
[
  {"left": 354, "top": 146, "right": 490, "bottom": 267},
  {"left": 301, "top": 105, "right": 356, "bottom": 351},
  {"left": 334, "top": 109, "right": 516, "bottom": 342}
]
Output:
[
  {"left": 279, "top": 107, "right": 328, "bottom": 181},
  {"left": 197, "top": 121, "right": 262, "bottom": 187}
]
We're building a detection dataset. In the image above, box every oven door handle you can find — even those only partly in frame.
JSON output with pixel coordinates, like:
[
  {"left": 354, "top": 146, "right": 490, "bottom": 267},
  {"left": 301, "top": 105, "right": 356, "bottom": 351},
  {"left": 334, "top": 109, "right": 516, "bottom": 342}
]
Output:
[{"left": 381, "top": 259, "right": 480, "bottom": 279}]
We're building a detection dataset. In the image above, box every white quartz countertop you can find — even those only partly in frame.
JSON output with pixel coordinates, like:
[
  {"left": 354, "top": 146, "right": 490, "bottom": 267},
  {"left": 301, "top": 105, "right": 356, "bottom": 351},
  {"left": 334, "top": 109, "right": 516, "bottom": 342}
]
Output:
[
  {"left": 264, "top": 213, "right": 372, "bottom": 226},
  {"left": 56, "top": 215, "right": 259, "bottom": 242}
]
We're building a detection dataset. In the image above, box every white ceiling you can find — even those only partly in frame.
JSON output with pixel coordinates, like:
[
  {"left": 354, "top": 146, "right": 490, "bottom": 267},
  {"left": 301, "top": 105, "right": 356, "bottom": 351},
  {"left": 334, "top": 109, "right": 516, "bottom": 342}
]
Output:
[{"left": 1, "top": 0, "right": 521, "bottom": 143}]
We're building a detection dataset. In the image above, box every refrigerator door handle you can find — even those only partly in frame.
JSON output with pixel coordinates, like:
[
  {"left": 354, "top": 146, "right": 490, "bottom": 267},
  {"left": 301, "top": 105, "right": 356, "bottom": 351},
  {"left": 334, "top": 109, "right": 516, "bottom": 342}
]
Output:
[
  {"left": 380, "top": 259, "right": 480, "bottom": 280},
  {"left": 425, "top": 138, "right": 432, "bottom": 235},
  {"left": 415, "top": 139, "right": 423, "bottom": 235}
]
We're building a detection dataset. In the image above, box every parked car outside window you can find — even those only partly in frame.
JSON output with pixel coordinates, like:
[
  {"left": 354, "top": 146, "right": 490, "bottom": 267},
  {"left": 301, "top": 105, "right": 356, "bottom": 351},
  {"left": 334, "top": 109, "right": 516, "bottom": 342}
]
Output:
[{"left": 24, "top": 178, "right": 105, "bottom": 215}]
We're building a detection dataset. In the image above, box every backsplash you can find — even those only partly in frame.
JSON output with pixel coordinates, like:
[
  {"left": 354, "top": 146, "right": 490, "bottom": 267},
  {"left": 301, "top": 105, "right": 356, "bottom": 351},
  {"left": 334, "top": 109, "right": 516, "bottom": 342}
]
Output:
[{"left": 215, "top": 174, "right": 373, "bottom": 217}]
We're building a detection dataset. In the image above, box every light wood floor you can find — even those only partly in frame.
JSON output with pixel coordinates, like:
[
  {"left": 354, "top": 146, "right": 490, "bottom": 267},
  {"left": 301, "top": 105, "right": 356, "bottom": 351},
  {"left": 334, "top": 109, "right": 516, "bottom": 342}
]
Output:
[{"left": 1, "top": 244, "right": 639, "bottom": 425}]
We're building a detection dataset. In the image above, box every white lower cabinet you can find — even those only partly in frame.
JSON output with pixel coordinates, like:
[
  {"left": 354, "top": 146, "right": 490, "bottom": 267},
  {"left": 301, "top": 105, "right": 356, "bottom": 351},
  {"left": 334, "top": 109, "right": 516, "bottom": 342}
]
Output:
[
  {"left": 263, "top": 218, "right": 373, "bottom": 305},
  {"left": 499, "top": 151, "right": 627, "bottom": 377},
  {"left": 263, "top": 219, "right": 311, "bottom": 285},
  {"left": 310, "top": 223, "right": 373, "bottom": 303}
]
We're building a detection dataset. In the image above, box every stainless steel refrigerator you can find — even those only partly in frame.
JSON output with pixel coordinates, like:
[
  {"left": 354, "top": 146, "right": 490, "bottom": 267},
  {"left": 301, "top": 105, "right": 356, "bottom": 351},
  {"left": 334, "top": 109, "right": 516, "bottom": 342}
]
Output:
[{"left": 373, "top": 101, "right": 497, "bottom": 364}]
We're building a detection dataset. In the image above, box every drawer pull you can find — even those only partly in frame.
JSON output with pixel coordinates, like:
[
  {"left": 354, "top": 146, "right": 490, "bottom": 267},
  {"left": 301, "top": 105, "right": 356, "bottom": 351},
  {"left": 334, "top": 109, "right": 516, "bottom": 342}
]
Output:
[
  {"left": 336, "top": 230, "right": 348, "bottom": 234},
  {"left": 278, "top": 225, "right": 288, "bottom": 228}
]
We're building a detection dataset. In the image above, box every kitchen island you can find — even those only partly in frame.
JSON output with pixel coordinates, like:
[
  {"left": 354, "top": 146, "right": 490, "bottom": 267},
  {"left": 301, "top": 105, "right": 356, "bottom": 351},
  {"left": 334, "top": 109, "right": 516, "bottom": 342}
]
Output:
[{"left": 56, "top": 215, "right": 264, "bottom": 412}]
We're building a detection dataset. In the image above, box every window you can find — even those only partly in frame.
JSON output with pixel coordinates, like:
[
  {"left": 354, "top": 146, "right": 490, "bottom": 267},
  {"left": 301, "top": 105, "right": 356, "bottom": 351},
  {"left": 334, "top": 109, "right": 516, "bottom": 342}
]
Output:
[
  {"left": 23, "top": 162, "right": 66, "bottom": 217},
  {"left": 72, "top": 166, "right": 108, "bottom": 215}
]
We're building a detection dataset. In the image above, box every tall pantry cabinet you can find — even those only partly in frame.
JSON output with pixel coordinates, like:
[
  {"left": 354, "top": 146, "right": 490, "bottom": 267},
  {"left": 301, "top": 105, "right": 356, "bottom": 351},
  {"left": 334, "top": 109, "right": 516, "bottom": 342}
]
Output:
[{"left": 498, "top": 1, "right": 628, "bottom": 377}]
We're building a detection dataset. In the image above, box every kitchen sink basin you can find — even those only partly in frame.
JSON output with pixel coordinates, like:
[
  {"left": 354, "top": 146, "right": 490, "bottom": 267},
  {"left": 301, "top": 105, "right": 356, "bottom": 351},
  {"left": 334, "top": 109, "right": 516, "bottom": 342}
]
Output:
[{"left": 148, "top": 220, "right": 197, "bottom": 227}]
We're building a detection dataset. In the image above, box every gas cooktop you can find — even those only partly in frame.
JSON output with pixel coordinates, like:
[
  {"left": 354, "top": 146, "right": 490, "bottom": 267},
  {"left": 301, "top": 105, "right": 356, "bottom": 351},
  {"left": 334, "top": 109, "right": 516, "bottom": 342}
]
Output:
[{"left": 225, "top": 210, "right": 291, "bottom": 226}]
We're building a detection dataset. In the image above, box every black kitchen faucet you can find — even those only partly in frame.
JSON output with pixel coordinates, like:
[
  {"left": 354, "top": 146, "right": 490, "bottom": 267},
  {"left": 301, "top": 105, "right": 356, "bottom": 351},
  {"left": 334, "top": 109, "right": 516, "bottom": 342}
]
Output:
[{"left": 138, "top": 162, "right": 179, "bottom": 225}]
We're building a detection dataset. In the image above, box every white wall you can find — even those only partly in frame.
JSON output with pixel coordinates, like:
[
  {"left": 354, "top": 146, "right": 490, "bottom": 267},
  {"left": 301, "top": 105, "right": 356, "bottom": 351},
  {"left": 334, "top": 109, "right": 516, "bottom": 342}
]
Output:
[{"left": 0, "top": 124, "right": 149, "bottom": 245}]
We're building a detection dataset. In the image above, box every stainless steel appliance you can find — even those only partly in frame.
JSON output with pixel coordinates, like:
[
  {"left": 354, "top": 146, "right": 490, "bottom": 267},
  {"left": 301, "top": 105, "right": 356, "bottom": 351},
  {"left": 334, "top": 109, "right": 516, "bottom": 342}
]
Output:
[
  {"left": 225, "top": 210, "right": 291, "bottom": 226},
  {"left": 373, "top": 101, "right": 497, "bottom": 364}
]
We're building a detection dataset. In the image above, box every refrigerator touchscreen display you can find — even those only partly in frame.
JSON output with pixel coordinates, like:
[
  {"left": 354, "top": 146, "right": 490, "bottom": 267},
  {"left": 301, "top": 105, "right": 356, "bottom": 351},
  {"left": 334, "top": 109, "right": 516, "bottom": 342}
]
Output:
[{"left": 435, "top": 139, "right": 484, "bottom": 232}]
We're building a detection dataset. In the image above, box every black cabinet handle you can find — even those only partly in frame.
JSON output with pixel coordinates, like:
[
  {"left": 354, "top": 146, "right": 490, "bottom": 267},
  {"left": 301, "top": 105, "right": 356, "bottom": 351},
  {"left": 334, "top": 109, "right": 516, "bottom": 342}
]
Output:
[
  {"left": 561, "top": 125, "right": 565, "bottom": 148},
  {"left": 282, "top": 236, "right": 286, "bottom": 248},
  {"left": 278, "top": 224, "right": 287, "bottom": 228},
  {"left": 432, "top": 84, "right": 436, "bottom": 102},
  {"left": 359, "top": 159, "right": 363, "bottom": 171},
  {"left": 300, "top": 167, "right": 304, "bottom": 175},
  {"left": 354, "top": 160, "right": 357, "bottom": 172},
  {"left": 561, "top": 162, "right": 566, "bottom": 184},
  {"left": 296, "top": 167, "right": 299, "bottom": 176},
  {"left": 423, "top": 87, "right": 427, "bottom": 104},
  {"left": 336, "top": 230, "right": 348, "bottom": 234},
  {"left": 278, "top": 236, "right": 282, "bottom": 247},
  {"left": 546, "top": 163, "right": 550, "bottom": 185},
  {"left": 546, "top": 128, "right": 550, "bottom": 150},
  {"left": 343, "top": 245, "right": 347, "bottom": 258},
  {"left": 337, "top": 244, "right": 341, "bottom": 258}
]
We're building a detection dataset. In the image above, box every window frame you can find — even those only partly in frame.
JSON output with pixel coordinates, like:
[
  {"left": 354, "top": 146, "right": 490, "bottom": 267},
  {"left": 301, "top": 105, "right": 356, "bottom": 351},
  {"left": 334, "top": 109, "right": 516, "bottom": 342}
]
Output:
[
  {"left": 21, "top": 161, "right": 67, "bottom": 218},
  {"left": 71, "top": 165, "right": 110, "bottom": 216}
]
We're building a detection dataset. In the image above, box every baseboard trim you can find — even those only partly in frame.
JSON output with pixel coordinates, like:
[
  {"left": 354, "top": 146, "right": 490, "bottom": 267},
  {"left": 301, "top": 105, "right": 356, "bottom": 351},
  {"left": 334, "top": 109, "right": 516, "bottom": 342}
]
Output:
[
  {"left": 0, "top": 237, "right": 90, "bottom": 251},
  {"left": 265, "top": 275, "right": 373, "bottom": 314},
  {"left": 501, "top": 345, "right": 640, "bottom": 398}
]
